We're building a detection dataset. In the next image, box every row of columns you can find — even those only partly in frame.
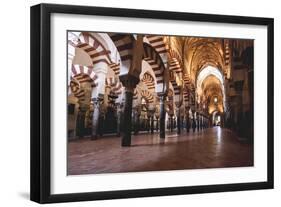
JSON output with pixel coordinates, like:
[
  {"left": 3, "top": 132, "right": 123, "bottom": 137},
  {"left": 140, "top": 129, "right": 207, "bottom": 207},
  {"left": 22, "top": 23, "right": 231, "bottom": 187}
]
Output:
[
  {"left": 76, "top": 105, "right": 210, "bottom": 141},
  {"left": 76, "top": 97, "right": 210, "bottom": 147},
  {"left": 76, "top": 97, "right": 209, "bottom": 146},
  {"left": 131, "top": 112, "right": 209, "bottom": 135},
  {"left": 132, "top": 115, "right": 160, "bottom": 134},
  {"left": 167, "top": 113, "right": 209, "bottom": 133},
  {"left": 121, "top": 95, "right": 167, "bottom": 145},
  {"left": 115, "top": 78, "right": 167, "bottom": 146},
  {"left": 75, "top": 74, "right": 210, "bottom": 147}
]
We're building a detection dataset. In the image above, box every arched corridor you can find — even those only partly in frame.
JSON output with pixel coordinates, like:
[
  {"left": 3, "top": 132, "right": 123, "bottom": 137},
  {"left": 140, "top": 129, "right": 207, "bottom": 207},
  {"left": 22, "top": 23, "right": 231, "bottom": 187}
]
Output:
[{"left": 67, "top": 32, "right": 254, "bottom": 175}]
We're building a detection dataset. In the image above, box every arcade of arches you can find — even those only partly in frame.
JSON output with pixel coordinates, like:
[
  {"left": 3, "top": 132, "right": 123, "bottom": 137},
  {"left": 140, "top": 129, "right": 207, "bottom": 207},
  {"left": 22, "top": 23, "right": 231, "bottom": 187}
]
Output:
[{"left": 67, "top": 32, "right": 254, "bottom": 175}]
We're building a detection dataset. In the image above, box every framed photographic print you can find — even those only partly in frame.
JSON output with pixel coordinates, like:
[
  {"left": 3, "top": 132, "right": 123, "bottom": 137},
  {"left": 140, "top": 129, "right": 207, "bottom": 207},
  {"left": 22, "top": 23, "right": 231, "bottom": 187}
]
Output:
[{"left": 30, "top": 3, "right": 274, "bottom": 203}]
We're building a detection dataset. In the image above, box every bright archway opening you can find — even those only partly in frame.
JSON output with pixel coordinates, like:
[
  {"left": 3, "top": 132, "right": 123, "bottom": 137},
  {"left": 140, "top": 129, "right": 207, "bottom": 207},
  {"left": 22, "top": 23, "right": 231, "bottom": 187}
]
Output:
[{"left": 196, "top": 65, "right": 225, "bottom": 116}]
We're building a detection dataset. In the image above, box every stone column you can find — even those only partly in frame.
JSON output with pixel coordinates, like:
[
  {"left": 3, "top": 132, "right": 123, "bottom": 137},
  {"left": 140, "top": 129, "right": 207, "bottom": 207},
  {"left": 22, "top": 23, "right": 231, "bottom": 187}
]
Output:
[
  {"left": 119, "top": 74, "right": 139, "bottom": 147},
  {"left": 98, "top": 108, "right": 105, "bottom": 136},
  {"left": 203, "top": 117, "right": 205, "bottom": 129},
  {"left": 198, "top": 114, "right": 202, "bottom": 130},
  {"left": 76, "top": 106, "right": 87, "bottom": 138},
  {"left": 136, "top": 110, "right": 141, "bottom": 134},
  {"left": 149, "top": 110, "right": 155, "bottom": 134},
  {"left": 176, "top": 108, "right": 181, "bottom": 134},
  {"left": 186, "top": 114, "right": 190, "bottom": 132},
  {"left": 156, "top": 117, "right": 159, "bottom": 132},
  {"left": 116, "top": 103, "right": 124, "bottom": 137},
  {"left": 170, "top": 115, "right": 173, "bottom": 132},
  {"left": 132, "top": 108, "right": 136, "bottom": 133},
  {"left": 146, "top": 115, "right": 151, "bottom": 133},
  {"left": 192, "top": 111, "right": 196, "bottom": 132},
  {"left": 91, "top": 97, "right": 102, "bottom": 140},
  {"left": 167, "top": 116, "right": 170, "bottom": 130},
  {"left": 159, "top": 95, "right": 166, "bottom": 139},
  {"left": 196, "top": 113, "right": 200, "bottom": 131},
  {"left": 133, "top": 108, "right": 140, "bottom": 135},
  {"left": 122, "top": 89, "right": 134, "bottom": 146}
]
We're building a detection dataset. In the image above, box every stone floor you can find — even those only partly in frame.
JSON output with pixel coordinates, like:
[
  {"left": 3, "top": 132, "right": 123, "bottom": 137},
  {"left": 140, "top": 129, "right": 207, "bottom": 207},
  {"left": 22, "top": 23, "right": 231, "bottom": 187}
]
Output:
[{"left": 67, "top": 127, "right": 253, "bottom": 175}]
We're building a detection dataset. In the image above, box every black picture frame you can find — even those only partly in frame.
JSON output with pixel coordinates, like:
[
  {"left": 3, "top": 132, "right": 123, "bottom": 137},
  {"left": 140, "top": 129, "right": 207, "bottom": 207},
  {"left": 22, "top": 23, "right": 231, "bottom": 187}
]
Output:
[{"left": 30, "top": 3, "right": 274, "bottom": 204}]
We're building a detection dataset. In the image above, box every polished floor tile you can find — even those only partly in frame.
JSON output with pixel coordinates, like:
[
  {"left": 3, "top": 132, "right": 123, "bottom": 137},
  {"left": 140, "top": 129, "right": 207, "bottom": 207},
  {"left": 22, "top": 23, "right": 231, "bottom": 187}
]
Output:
[{"left": 68, "top": 127, "right": 253, "bottom": 175}]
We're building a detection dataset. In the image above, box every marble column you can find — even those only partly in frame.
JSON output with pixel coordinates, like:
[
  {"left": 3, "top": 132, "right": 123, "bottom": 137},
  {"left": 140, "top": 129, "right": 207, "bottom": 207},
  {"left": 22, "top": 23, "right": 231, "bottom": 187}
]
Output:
[
  {"left": 196, "top": 113, "right": 200, "bottom": 131},
  {"left": 186, "top": 115, "right": 190, "bottom": 132},
  {"left": 170, "top": 116, "right": 173, "bottom": 132},
  {"left": 167, "top": 117, "right": 170, "bottom": 130},
  {"left": 98, "top": 109, "right": 105, "bottom": 136},
  {"left": 119, "top": 74, "right": 139, "bottom": 147},
  {"left": 132, "top": 108, "right": 136, "bottom": 133},
  {"left": 91, "top": 97, "right": 102, "bottom": 140},
  {"left": 156, "top": 117, "right": 159, "bottom": 132},
  {"left": 133, "top": 109, "right": 140, "bottom": 135},
  {"left": 122, "top": 89, "right": 133, "bottom": 146},
  {"left": 146, "top": 116, "right": 151, "bottom": 133},
  {"left": 159, "top": 95, "right": 166, "bottom": 139},
  {"left": 192, "top": 111, "right": 196, "bottom": 133},
  {"left": 176, "top": 109, "right": 181, "bottom": 134},
  {"left": 203, "top": 117, "right": 205, "bottom": 129},
  {"left": 116, "top": 103, "right": 124, "bottom": 137},
  {"left": 76, "top": 107, "right": 87, "bottom": 138},
  {"left": 150, "top": 114, "right": 154, "bottom": 134}
]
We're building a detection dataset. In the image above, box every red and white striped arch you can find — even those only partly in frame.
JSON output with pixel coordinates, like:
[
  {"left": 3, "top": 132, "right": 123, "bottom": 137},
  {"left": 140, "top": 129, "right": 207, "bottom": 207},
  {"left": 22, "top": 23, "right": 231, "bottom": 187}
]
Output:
[
  {"left": 142, "top": 72, "right": 155, "bottom": 91},
  {"left": 183, "top": 74, "right": 193, "bottom": 106},
  {"left": 145, "top": 35, "right": 168, "bottom": 66},
  {"left": 169, "top": 57, "right": 182, "bottom": 74},
  {"left": 183, "top": 89, "right": 189, "bottom": 104},
  {"left": 169, "top": 50, "right": 183, "bottom": 87},
  {"left": 223, "top": 39, "right": 231, "bottom": 79},
  {"left": 170, "top": 71, "right": 181, "bottom": 101},
  {"left": 108, "top": 62, "right": 120, "bottom": 76},
  {"left": 141, "top": 90, "right": 154, "bottom": 103},
  {"left": 183, "top": 74, "right": 192, "bottom": 91},
  {"left": 143, "top": 43, "right": 166, "bottom": 94},
  {"left": 169, "top": 49, "right": 183, "bottom": 66},
  {"left": 105, "top": 77, "right": 123, "bottom": 95},
  {"left": 170, "top": 72, "right": 180, "bottom": 93},
  {"left": 71, "top": 64, "right": 98, "bottom": 87},
  {"left": 72, "top": 32, "right": 112, "bottom": 71},
  {"left": 108, "top": 33, "right": 135, "bottom": 75},
  {"left": 69, "top": 80, "right": 85, "bottom": 102}
]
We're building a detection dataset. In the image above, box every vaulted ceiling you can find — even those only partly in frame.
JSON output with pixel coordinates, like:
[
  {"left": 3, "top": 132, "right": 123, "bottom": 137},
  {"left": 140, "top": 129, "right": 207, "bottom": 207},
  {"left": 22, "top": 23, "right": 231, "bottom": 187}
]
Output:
[{"left": 166, "top": 36, "right": 227, "bottom": 114}]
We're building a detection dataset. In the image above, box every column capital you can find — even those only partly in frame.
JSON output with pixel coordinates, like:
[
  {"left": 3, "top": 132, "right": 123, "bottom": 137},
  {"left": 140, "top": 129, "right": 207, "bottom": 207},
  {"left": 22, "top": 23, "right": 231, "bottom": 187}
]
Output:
[
  {"left": 119, "top": 74, "right": 139, "bottom": 92},
  {"left": 79, "top": 104, "right": 89, "bottom": 112},
  {"left": 157, "top": 92, "right": 167, "bottom": 98},
  {"left": 185, "top": 105, "right": 191, "bottom": 111},
  {"left": 175, "top": 102, "right": 182, "bottom": 109},
  {"left": 116, "top": 102, "right": 124, "bottom": 109},
  {"left": 92, "top": 93, "right": 104, "bottom": 103},
  {"left": 158, "top": 94, "right": 167, "bottom": 104},
  {"left": 91, "top": 95, "right": 104, "bottom": 113}
]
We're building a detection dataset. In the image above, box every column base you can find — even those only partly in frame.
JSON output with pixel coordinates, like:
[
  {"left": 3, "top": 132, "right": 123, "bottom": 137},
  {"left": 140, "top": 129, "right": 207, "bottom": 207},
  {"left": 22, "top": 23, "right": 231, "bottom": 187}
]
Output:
[{"left": 121, "top": 136, "right": 131, "bottom": 147}]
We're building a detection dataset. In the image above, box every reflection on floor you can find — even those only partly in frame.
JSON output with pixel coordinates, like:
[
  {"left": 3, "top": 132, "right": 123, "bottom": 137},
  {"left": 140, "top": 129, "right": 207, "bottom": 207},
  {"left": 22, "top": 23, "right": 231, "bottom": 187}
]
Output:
[{"left": 67, "top": 127, "right": 253, "bottom": 175}]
